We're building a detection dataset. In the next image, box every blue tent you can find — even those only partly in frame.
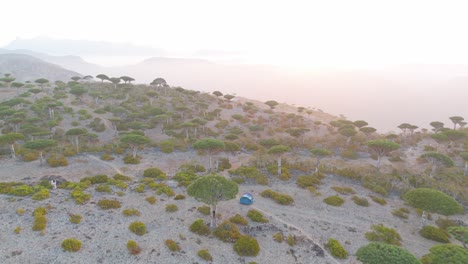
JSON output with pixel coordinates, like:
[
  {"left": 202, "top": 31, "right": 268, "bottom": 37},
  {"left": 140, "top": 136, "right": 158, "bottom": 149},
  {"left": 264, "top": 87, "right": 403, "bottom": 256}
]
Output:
[{"left": 240, "top": 193, "right": 254, "bottom": 205}]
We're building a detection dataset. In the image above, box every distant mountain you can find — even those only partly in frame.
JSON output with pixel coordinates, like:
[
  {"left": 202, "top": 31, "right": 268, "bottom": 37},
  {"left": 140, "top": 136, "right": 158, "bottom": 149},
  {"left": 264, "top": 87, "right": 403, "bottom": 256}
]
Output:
[
  {"left": 0, "top": 48, "right": 102, "bottom": 75},
  {"left": 0, "top": 53, "right": 82, "bottom": 82},
  {"left": 4, "top": 36, "right": 166, "bottom": 57}
]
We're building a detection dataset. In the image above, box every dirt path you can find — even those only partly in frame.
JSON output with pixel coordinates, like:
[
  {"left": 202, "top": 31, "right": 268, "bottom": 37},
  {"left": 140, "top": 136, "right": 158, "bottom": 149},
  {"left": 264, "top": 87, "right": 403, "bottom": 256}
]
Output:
[{"left": 85, "top": 153, "right": 123, "bottom": 174}]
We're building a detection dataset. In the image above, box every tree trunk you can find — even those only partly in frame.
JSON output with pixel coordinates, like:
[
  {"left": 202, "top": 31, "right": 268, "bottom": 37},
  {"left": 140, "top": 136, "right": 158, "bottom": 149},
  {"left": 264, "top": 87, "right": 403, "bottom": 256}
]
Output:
[
  {"left": 376, "top": 155, "right": 381, "bottom": 170},
  {"left": 10, "top": 144, "right": 16, "bottom": 159},
  {"left": 430, "top": 163, "right": 437, "bottom": 178},
  {"left": 464, "top": 161, "right": 467, "bottom": 177},
  {"left": 346, "top": 136, "right": 351, "bottom": 145},
  {"left": 315, "top": 158, "right": 320, "bottom": 173},
  {"left": 208, "top": 154, "right": 212, "bottom": 172},
  {"left": 277, "top": 157, "right": 282, "bottom": 176},
  {"left": 132, "top": 147, "right": 137, "bottom": 158},
  {"left": 75, "top": 136, "right": 80, "bottom": 153},
  {"left": 210, "top": 204, "right": 217, "bottom": 228},
  {"left": 39, "top": 151, "right": 43, "bottom": 166}
]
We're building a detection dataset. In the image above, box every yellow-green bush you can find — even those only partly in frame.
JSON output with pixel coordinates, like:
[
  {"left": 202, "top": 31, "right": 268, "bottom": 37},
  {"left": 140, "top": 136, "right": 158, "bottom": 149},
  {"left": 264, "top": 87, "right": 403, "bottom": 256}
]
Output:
[
  {"left": 61, "top": 238, "right": 82, "bottom": 252},
  {"left": 325, "top": 238, "right": 348, "bottom": 259},
  {"left": 174, "top": 194, "right": 185, "bottom": 200},
  {"left": 100, "top": 153, "right": 115, "bottom": 161},
  {"left": 143, "top": 167, "right": 167, "bottom": 180},
  {"left": 323, "top": 195, "right": 345, "bottom": 206},
  {"left": 129, "top": 221, "right": 146, "bottom": 236},
  {"left": 70, "top": 189, "right": 91, "bottom": 204},
  {"left": 113, "top": 173, "right": 132, "bottom": 181},
  {"left": 247, "top": 209, "right": 269, "bottom": 223},
  {"left": 47, "top": 154, "right": 68, "bottom": 167},
  {"left": 352, "top": 196, "right": 369, "bottom": 207},
  {"left": 32, "top": 189, "right": 50, "bottom": 200},
  {"left": 190, "top": 219, "right": 211, "bottom": 236},
  {"left": 127, "top": 240, "right": 141, "bottom": 255},
  {"left": 9, "top": 185, "right": 34, "bottom": 196},
  {"left": 369, "top": 195, "right": 387, "bottom": 205},
  {"left": 165, "top": 204, "right": 178, "bottom": 212},
  {"left": 392, "top": 208, "right": 409, "bottom": 219},
  {"left": 123, "top": 154, "right": 141, "bottom": 164},
  {"left": 69, "top": 214, "right": 82, "bottom": 224},
  {"left": 23, "top": 152, "right": 39, "bottom": 161},
  {"left": 197, "top": 249, "right": 213, "bottom": 261},
  {"left": 365, "top": 224, "right": 402, "bottom": 246},
  {"left": 213, "top": 221, "right": 242, "bottom": 243},
  {"left": 197, "top": 205, "right": 210, "bottom": 215},
  {"left": 165, "top": 239, "right": 181, "bottom": 252},
  {"left": 229, "top": 214, "right": 248, "bottom": 226},
  {"left": 331, "top": 186, "right": 355, "bottom": 195},
  {"left": 123, "top": 208, "right": 141, "bottom": 217},
  {"left": 419, "top": 226, "right": 450, "bottom": 243},
  {"left": 233, "top": 236, "right": 260, "bottom": 256},
  {"left": 145, "top": 196, "right": 156, "bottom": 204},
  {"left": 403, "top": 188, "right": 464, "bottom": 216},
  {"left": 273, "top": 232, "right": 284, "bottom": 242},
  {"left": 95, "top": 184, "right": 112, "bottom": 193},
  {"left": 97, "top": 199, "right": 121, "bottom": 210},
  {"left": 357, "top": 242, "right": 420, "bottom": 264},
  {"left": 33, "top": 215, "right": 47, "bottom": 231},
  {"left": 260, "top": 189, "right": 294, "bottom": 205}
]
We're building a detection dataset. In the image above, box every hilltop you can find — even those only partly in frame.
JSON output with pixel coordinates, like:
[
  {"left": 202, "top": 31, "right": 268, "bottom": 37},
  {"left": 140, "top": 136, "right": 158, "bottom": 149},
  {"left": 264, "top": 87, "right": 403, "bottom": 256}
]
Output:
[{"left": 0, "top": 77, "right": 467, "bottom": 264}]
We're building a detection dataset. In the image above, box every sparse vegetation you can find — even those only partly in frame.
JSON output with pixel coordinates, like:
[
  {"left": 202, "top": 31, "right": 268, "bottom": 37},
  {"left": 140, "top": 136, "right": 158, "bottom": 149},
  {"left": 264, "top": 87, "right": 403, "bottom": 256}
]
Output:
[
  {"left": 165, "top": 239, "right": 181, "bottom": 252},
  {"left": 233, "top": 236, "right": 260, "bottom": 256},
  {"left": 419, "top": 225, "right": 450, "bottom": 243},
  {"left": 61, "top": 238, "right": 82, "bottom": 252},
  {"left": 229, "top": 214, "right": 248, "bottom": 226},
  {"left": 325, "top": 238, "right": 348, "bottom": 259},
  {"left": 324, "top": 195, "right": 345, "bottom": 206},
  {"left": 129, "top": 221, "right": 146, "bottom": 236},
  {"left": 197, "top": 249, "right": 213, "bottom": 261},
  {"left": 260, "top": 189, "right": 294, "bottom": 205},
  {"left": 127, "top": 240, "right": 141, "bottom": 255},
  {"left": 97, "top": 199, "right": 121, "bottom": 210},
  {"left": 365, "top": 224, "right": 402, "bottom": 246},
  {"left": 356, "top": 242, "right": 420, "bottom": 264},
  {"left": 189, "top": 219, "right": 211, "bottom": 236},
  {"left": 123, "top": 209, "right": 141, "bottom": 217},
  {"left": 165, "top": 204, "right": 178, "bottom": 212},
  {"left": 69, "top": 214, "right": 82, "bottom": 224},
  {"left": 247, "top": 209, "right": 269, "bottom": 223}
]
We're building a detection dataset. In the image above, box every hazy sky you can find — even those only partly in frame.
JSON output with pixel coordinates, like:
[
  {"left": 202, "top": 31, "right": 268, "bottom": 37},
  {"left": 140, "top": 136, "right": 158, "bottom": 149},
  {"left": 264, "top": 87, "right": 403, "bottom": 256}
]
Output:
[{"left": 2, "top": 0, "right": 468, "bottom": 69}]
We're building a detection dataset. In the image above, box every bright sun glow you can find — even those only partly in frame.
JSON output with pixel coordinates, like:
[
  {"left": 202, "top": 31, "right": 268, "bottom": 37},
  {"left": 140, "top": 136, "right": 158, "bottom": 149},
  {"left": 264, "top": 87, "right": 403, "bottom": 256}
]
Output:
[{"left": 2, "top": 0, "right": 468, "bottom": 69}]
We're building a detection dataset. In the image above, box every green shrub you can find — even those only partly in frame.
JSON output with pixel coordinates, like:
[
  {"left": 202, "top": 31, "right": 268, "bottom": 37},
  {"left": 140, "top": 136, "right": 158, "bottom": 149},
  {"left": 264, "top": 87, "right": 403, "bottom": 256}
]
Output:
[
  {"left": 392, "top": 208, "right": 410, "bottom": 219},
  {"left": 129, "top": 221, "right": 146, "bottom": 236},
  {"left": 123, "top": 208, "right": 141, "bottom": 217},
  {"left": 32, "top": 189, "right": 50, "bottom": 200},
  {"left": 127, "top": 240, "right": 141, "bottom": 255},
  {"left": 174, "top": 194, "right": 185, "bottom": 200},
  {"left": 95, "top": 184, "right": 112, "bottom": 193},
  {"left": 189, "top": 219, "right": 210, "bottom": 236},
  {"left": 403, "top": 188, "right": 464, "bottom": 215},
  {"left": 23, "top": 152, "right": 39, "bottom": 161},
  {"left": 435, "top": 218, "right": 459, "bottom": 230},
  {"left": 213, "top": 221, "right": 242, "bottom": 242},
  {"left": 134, "top": 184, "right": 146, "bottom": 193},
  {"left": 365, "top": 224, "right": 402, "bottom": 246},
  {"left": 296, "top": 174, "right": 321, "bottom": 188},
  {"left": 100, "top": 153, "right": 114, "bottom": 161},
  {"left": 156, "top": 185, "right": 175, "bottom": 197},
  {"left": 247, "top": 209, "right": 269, "bottom": 223},
  {"left": 33, "top": 207, "right": 47, "bottom": 217},
  {"left": 307, "top": 186, "right": 321, "bottom": 196},
  {"left": 9, "top": 185, "right": 34, "bottom": 196},
  {"left": 273, "top": 232, "right": 284, "bottom": 242},
  {"left": 165, "top": 204, "right": 178, "bottom": 212},
  {"left": 447, "top": 226, "right": 468, "bottom": 248},
  {"left": 421, "top": 244, "right": 468, "bottom": 264},
  {"left": 80, "top": 174, "right": 109, "bottom": 184},
  {"left": 71, "top": 189, "right": 91, "bottom": 204},
  {"left": 61, "top": 238, "right": 82, "bottom": 252},
  {"left": 143, "top": 167, "right": 167, "bottom": 180},
  {"left": 287, "top": 235, "right": 296, "bottom": 246},
  {"left": 197, "top": 205, "right": 210, "bottom": 215},
  {"left": 97, "top": 199, "right": 121, "bottom": 210},
  {"left": 113, "top": 173, "right": 132, "bottom": 181},
  {"left": 356, "top": 242, "right": 420, "bottom": 264},
  {"left": 123, "top": 154, "right": 141, "bottom": 164},
  {"left": 323, "top": 195, "right": 345, "bottom": 206},
  {"left": 145, "top": 196, "right": 156, "bottom": 204},
  {"left": 47, "top": 154, "right": 68, "bottom": 167},
  {"left": 173, "top": 171, "right": 198, "bottom": 187},
  {"left": 233, "top": 236, "right": 260, "bottom": 256},
  {"left": 331, "top": 186, "right": 355, "bottom": 195},
  {"left": 69, "top": 214, "right": 82, "bottom": 224},
  {"left": 260, "top": 189, "right": 294, "bottom": 205},
  {"left": 197, "top": 249, "right": 213, "bottom": 261},
  {"left": 33, "top": 215, "right": 47, "bottom": 231},
  {"left": 229, "top": 214, "right": 248, "bottom": 226},
  {"left": 165, "top": 239, "right": 180, "bottom": 252},
  {"left": 369, "top": 195, "right": 387, "bottom": 205},
  {"left": 352, "top": 196, "right": 369, "bottom": 206},
  {"left": 14, "top": 226, "right": 21, "bottom": 234},
  {"left": 419, "top": 226, "right": 450, "bottom": 243},
  {"left": 325, "top": 238, "right": 348, "bottom": 259},
  {"left": 16, "top": 208, "right": 25, "bottom": 216}
]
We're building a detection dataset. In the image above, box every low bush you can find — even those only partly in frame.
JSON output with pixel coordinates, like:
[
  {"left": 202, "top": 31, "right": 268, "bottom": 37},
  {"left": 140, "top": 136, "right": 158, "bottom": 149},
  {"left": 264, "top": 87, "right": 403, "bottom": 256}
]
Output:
[
  {"left": 296, "top": 174, "right": 321, "bottom": 188},
  {"left": 47, "top": 155, "right": 68, "bottom": 167},
  {"left": 123, "top": 208, "right": 141, "bottom": 217},
  {"left": 197, "top": 249, "right": 213, "bottom": 261},
  {"left": 100, "top": 153, "right": 114, "bottom": 161},
  {"left": 331, "top": 186, "right": 355, "bottom": 195},
  {"left": 69, "top": 214, "right": 82, "bottom": 224},
  {"left": 402, "top": 188, "right": 464, "bottom": 215},
  {"left": 129, "top": 221, "right": 146, "bottom": 236},
  {"left": 273, "top": 232, "right": 284, "bottom": 242},
  {"left": 197, "top": 205, "right": 210, "bottom": 215},
  {"left": 32, "top": 189, "right": 50, "bottom": 200},
  {"left": 260, "top": 189, "right": 294, "bottom": 205},
  {"left": 127, "top": 240, "right": 141, "bottom": 255},
  {"left": 356, "top": 242, "right": 420, "bottom": 264},
  {"left": 307, "top": 186, "right": 321, "bottom": 196},
  {"left": 323, "top": 195, "right": 345, "bottom": 206},
  {"left": 233, "top": 236, "right": 260, "bottom": 256},
  {"left": 95, "top": 184, "right": 112, "bottom": 193},
  {"left": 9, "top": 185, "right": 34, "bottom": 196},
  {"left": 325, "top": 238, "right": 348, "bottom": 259},
  {"left": 61, "top": 238, "right": 82, "bottom": 252},
  {"left": 165, "top": 239, "right": 180, "bottom": 252},
  {"left": 23, "top": 152, "right": 39, "bottom": 161},
  {"left": 392, "top": 208, "right": 410, "bottom": 219},
  {"left": 174, "top": 194, "right": 185, "bottom": 200},
  {"left": 247, "top": 209, "right": 269, "bottom": 223},
  {"left": 70, "top": 189, "right": 91, "bottom": 204},
  {"left": 447, "top": 226, "right": 468, "bottom": 248},
  {"left": 97, "top": 199, "right": 121, "bottom": 210},
  {"left": 287, "top": 235, "right": 296, "bottom": 246},
  {"left": 229, "top": 214, "right": 248, "bottom": 226},
  {"left": 134, "top": 184, "right": 146, "bottom": 193},
  {"left": 33, "top": 215, "right": 47, "bottom": 231},
  {"left": 113, "top": 173, "right": 132, "bottom": 181},
  {"left": 419, "top": 225, "right": 450, "bottom": 243},
  {"left": 165, "top": 204, "right": 178, "bottom": 212},
  {"left": 33, "top": 207, "right": 47, "bottom": 217},
  {"left": 369, "top": 195, "right": 387, "bottom": 205},
  {"left": 80, "top": 174, "right": 110, "bottom": 184},
  {"left": 352, "top": 196, "right": 369, "bottom": 207},
  {"left": 173, "top": 171, "right": 198, "bottom": 187},
  {"left": 123, "top": 154, "right": 141, "bottom": 164},
  {"left": 145, "top": 196, "right": 156, "bottom": 204},
  {"left": 435, "top": 218, "right": 459, "bottom": 230},
  {"left": 143, "top": 167, "right": 167, "bottom": 180},
  {"left": 156, "top": 185, "right": 175, "bottom": 197},
  {"left": 14, "top": 226, "right": 21, "bottom": 234},
  {"left": 421, "top": 244, "right": 468, "bottom": 264},
  {"left": 365, "top": 224, "right": 401, "bottom": 246},
  {"left": 16, "top": 208, "right": 25, "bottom": 216},
  {"left": 213, "top": 221, "right": 242, "bottom": 242},
  {"left": 189, "top": 219, "right": 210, "bottom": 236}
]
